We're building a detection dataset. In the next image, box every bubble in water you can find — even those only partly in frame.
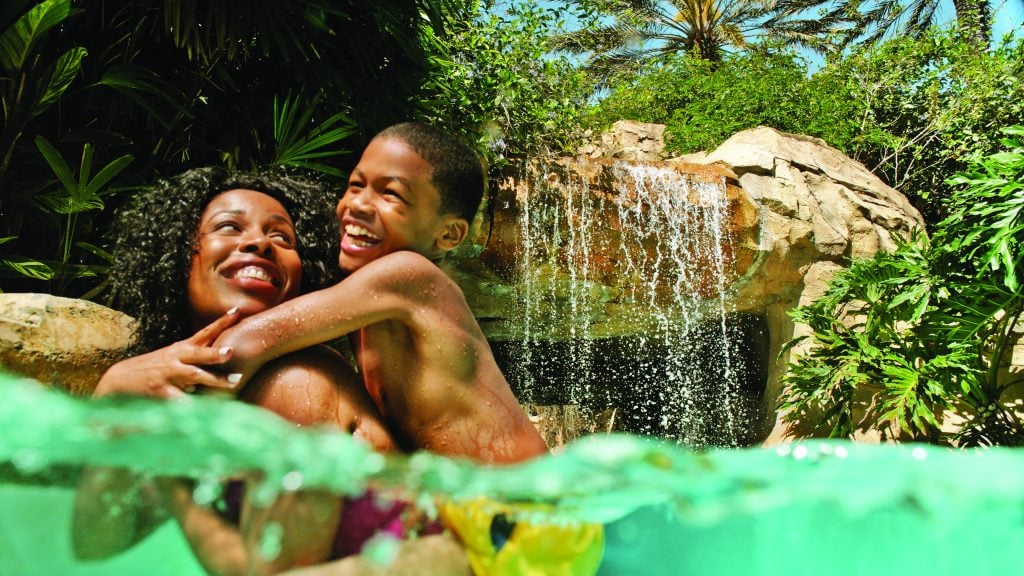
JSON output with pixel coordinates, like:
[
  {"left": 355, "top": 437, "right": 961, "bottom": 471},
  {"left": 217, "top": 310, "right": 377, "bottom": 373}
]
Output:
[
  {"left": 282, "top": 470, "right": 303, "bottom": 491},
  {"left": 12, "top": 449, "right": 46, "bottom": 474},
  {"left": 258, "top": 521, "right": 284, "bottom": 562},
  {"left": 361, "top": 533, "right": 400, "bottom": 567},
  {"left": 192, "top": 475, "right": 223, "bottom": 506}
]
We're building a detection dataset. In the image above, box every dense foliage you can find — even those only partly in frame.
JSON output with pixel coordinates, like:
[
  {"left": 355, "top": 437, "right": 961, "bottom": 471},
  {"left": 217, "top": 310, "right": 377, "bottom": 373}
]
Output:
[
  {"left": 0, "top": 0, "right": 454, "bottom": 296},
  {"left": 585, "top": 49, "right": 868, "bottom": 156},
  {"left": 780, "top": 128, "right": 1024, "bottom": 446},
  {"left": 551, "top": 0, "right": 769, "bottom": 79},
  {"left": 419, "top": 1, "right": 594, "bottom": 167},
  {"left": 765, "top": 0, "right": 993, "bottom": 52},
  {"left": 823, "top": 30, "right": 1024, "bottom": 223},
  {"left": 0, "top": 0, "right": 600, "bottom": 297}
]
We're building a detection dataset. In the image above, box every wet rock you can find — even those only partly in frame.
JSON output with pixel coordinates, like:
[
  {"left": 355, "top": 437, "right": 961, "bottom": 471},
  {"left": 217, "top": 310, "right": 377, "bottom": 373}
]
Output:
[{"left": 0, "top": 293, "right": 134, "bottom": 395}]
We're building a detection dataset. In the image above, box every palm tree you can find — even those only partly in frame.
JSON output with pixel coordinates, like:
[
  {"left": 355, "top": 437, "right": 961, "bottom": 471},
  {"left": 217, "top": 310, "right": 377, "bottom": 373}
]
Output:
[
  {"left": 552, "top": 0, "right": 771, "bottom": 80},
  {"left": 764, "top": 0, "right": 993, "bottom": 53}
]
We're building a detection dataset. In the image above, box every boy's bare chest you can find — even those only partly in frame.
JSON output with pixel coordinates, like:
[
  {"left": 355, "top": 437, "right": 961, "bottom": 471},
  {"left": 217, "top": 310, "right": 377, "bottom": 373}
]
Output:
[
  {"left": 354, "top": 324, "right": 420, "bottom": 410},
  {"left": 355, "top": 322, "right": 471, "bottom": 429}
]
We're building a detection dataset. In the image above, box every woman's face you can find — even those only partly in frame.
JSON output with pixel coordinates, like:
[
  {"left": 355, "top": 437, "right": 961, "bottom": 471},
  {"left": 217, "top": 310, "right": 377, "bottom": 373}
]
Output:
[{"left": 187, "top": 189, "right": 303, "bottom": 328}]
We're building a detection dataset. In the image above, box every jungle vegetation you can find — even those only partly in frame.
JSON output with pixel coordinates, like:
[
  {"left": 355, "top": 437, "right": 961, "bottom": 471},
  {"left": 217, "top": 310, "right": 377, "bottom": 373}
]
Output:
[{"left": 1, "top": 1, "right": 1022, "bottom": 445}]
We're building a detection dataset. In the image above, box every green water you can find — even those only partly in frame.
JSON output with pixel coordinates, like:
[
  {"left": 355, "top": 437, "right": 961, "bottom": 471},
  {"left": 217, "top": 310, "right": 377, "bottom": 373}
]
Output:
[{"left": 3, "top": 370, "right": 1024, "bottom": 575}]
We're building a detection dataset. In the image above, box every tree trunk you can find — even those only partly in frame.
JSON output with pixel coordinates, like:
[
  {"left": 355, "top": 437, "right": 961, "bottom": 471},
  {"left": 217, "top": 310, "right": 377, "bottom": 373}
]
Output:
[{"left": 952, "top": 0, "right": 992, "bottom": 49}]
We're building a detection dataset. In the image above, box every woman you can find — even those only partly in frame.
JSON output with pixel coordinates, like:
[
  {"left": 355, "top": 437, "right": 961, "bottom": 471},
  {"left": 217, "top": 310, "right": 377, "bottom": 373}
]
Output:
[{"left": 73, "top": 167, "right": 405, "bottom": 575}]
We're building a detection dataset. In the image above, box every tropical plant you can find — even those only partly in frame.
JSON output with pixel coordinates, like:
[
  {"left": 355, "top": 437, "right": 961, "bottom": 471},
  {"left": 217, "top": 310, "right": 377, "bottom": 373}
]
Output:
[
  {"left": 551, "top": 0, "right": 772, "bottom": 82},
  {"left": 0, "top": 0, "right": 458, "bottom": 297},
  {"left": 0, "top": 0, "right": 82, "bottom": 213},
  {"left": 271, "top": 93, "right": 357, "bottom": 178},
  {"left": 780, "top": 127, "right": 1024, "bottom": 447},
  {"left": 764, "top": 0, "right": 994, "bottom": 53},
  {"left": 30, "top": 137, "right": 132, "bottom": 293},
  {"left": 816, "top": 29, "right": 1024, "bottom": 223},
  {"left": 585, "top": 49, "right": 872, "bottom": 156},
  {"left": 418, "top": 0, "right": 594, "bottom": 168}
]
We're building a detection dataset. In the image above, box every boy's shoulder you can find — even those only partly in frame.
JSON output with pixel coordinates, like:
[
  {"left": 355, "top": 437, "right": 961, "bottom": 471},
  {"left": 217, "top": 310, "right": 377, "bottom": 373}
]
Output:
[
  {"left": 365, "top": 250, "right": 445, "bottom": 278},
  {"left": 352, "top": 250, "right": 457, "bottom": 298}
]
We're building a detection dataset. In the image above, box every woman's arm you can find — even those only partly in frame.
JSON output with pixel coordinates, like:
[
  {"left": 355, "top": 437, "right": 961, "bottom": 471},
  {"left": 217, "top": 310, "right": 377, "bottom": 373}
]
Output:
[
  {"left": 73, "top": 310, "right": 245, "bottom": 559},
  {"left": 71, "top": 469, "right": 170, "bottom": 559},
  {"left": 179, "top": 347, "right": 397, "bottom": 575},
  {"left": 160, "top": 479, "right": 343, "bottom": 576}
]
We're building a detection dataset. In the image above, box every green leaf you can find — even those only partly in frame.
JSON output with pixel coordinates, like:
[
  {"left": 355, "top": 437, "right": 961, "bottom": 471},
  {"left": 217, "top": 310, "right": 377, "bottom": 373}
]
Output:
[
  {"left": 36, "top": 190, "right": 102, "bottom": 215},
  {"left": 30, "top": 46, "right": 85, "bottom": 118},
  {"left": 96, "top": 64, "right": 184, "bottom": 128},
  {"left": 82, "top": 154, "right": 133, "bottom": 198},
  {"left": 0, "top": 0, "right": 71, "bottom": 71},
  {"left": 1, "top": 256, "right": 54, "bottom": 280},
  {"left": 34, "top": 134, "right": 75, "bottom": 192},
  {"left": 75, "top": 241, "right": 112, "bottom": 263},
  {"left": 272, "top": 93, "right": 355, "bottom": 175}
]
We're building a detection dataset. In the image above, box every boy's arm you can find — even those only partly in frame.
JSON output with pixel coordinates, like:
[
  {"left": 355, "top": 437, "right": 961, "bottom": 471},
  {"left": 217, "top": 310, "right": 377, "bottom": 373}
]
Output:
[{"left": 214, "top": 251, "right": 439, "bottom": 383}]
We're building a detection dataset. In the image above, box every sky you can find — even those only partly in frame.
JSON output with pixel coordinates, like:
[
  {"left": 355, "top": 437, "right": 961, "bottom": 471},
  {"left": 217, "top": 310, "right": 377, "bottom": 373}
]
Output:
[{"left": 992, "top": 0, "right": 1024, "bottom": 39}]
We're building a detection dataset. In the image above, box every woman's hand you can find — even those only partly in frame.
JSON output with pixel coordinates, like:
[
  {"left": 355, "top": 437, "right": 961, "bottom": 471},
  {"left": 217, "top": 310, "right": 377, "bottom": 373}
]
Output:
[{"left": 94, "top": 308, "right": 245, "bottom": 399}]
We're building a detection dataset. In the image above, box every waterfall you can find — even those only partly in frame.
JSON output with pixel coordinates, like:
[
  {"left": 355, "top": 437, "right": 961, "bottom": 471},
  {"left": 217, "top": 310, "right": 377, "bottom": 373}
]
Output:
[{"left": 498, "top": 159, "right": 761, "bottom": 448}]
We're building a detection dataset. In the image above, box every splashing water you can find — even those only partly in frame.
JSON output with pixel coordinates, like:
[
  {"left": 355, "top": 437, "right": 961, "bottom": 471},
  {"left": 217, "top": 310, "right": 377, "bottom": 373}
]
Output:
[
  {"left": 504, "top": 160, "right": 755, "bottom": 447},
  {"left": 5, "top": 371, "right": 1024, "bottom": 575}
]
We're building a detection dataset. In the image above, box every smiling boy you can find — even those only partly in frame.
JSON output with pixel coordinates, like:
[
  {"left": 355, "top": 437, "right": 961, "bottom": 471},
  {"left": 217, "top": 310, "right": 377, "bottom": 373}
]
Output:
[
  {"left": 213, "top": 124, "right": 605, "bottom": 575},
  {"left": 214, "top": 122, "right": 548, "bottom": 464}
]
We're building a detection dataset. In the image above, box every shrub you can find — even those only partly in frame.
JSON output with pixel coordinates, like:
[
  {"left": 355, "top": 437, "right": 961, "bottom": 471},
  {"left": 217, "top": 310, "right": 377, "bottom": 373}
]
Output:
[{"left": 780, "top": 127, "right": 1024, "bottom": 446}]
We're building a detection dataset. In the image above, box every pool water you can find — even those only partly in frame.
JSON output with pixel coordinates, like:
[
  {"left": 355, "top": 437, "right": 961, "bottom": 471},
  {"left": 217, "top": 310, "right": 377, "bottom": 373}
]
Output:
[{"left": 3, "top": 370, "right": 1024, "bottom": 575}]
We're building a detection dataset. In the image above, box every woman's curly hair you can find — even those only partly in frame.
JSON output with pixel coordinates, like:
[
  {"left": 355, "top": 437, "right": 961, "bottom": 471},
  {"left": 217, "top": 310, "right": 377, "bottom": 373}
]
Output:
[{"left": 109, "top": 166, "right": 339, "bottom": 354}]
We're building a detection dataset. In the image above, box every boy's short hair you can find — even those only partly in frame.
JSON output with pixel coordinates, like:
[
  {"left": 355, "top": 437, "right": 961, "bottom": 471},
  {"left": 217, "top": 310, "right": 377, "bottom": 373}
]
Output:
[{"left": 376, "top": 122, "right": 485, "bottom": 223}]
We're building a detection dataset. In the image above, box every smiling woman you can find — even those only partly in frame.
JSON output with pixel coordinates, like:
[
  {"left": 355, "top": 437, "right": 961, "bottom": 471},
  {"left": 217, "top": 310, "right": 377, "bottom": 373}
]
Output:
[
  {"left": 108, "top": 167, "right": 339, "bottom": 360},
  {"left": 73, "top": 167, "right": 408, "bottom": 575}
]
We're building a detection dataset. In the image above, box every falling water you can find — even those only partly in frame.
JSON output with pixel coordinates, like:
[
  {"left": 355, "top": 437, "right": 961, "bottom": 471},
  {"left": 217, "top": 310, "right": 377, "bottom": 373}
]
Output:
[{"left": 504, "top": 160, "right": 756, "bottom": 448}]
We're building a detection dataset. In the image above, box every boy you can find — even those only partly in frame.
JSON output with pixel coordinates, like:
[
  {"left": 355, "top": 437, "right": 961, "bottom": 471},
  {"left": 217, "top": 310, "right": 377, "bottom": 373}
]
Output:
[
  {"left": 214, "top": 122, "right": 548, "bottom": 464},
  {"left": 214, "top": 123, "right": 604, "bottom": 575}
]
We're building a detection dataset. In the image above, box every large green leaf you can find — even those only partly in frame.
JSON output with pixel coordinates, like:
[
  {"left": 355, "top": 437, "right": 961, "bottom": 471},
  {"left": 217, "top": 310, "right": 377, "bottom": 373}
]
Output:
[
  {"left": 33, "top": 135, "right": 75, "bottom": 192},
  {"left": 30, "top": 46, "right": 86, "bottom": 118},
  {"left": 0, "top": 0, "right": 71, "bottom": 71},
  {"left": 0, "top": 256, "right": 54, "bottom": 280},
  {"left": 95, "top": 64, "right": 185, "bottom": 128}
]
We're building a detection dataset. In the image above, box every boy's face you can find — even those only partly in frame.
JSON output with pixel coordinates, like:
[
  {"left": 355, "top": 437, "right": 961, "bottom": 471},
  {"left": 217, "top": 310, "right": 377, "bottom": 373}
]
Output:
[{"left": 336, "top": 136, "right": 456, "bottom": 273}]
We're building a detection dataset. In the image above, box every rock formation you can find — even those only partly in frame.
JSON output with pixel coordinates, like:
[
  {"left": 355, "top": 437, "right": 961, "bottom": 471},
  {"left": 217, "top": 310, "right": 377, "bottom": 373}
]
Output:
[
  {"left": 451, "top": 123, "right": 926, "bottom": 445},
  {"left": 0, "top": 293, "right": 134, "bottom": 395}
]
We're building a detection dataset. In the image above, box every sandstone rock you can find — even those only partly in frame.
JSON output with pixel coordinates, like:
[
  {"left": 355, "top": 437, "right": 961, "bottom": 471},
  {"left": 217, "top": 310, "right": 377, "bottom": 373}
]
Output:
[
  {"left": 580, "top": 120, "right": 666, "bottom": 161},
  {"left": 0, "top": 293, "right": 134, "bottom": 395},
  {"left": 693, "top": 128, "right": 925, "bottom": 444}
]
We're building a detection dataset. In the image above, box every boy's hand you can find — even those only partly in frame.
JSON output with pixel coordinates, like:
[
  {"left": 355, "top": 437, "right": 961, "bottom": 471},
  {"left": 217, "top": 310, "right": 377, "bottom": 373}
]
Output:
[{"left": 93, "top": 308, "right": 244, "bottom": 399}]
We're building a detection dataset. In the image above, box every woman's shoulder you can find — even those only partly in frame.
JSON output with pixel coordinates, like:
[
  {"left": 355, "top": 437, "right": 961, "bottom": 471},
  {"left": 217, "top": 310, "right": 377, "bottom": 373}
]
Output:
[{"left": 238, "top": 345, "right": 358, "bottom": 426}]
